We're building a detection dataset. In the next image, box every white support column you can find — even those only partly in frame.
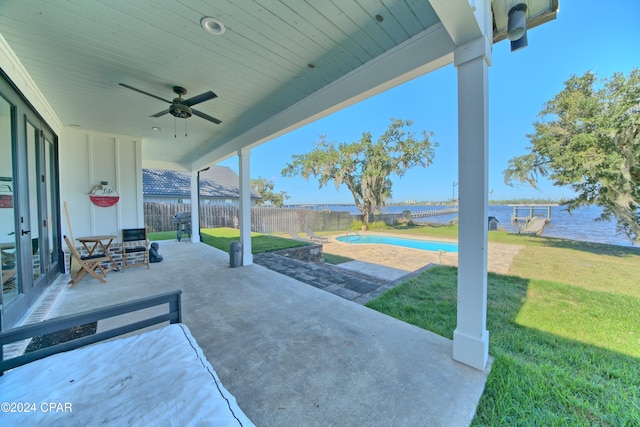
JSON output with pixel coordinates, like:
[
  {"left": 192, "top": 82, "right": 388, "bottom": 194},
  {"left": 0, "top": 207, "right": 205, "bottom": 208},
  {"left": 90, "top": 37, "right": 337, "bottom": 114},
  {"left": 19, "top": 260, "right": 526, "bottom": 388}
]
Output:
[
  {"left": 190, "top": 171, "right": 200, "bottom": 243},
  {"left": 452, "top": 33, "right": 491, "bottom": 370},
  {"left": 238, "top": 148, "right": 253, "bottom": 265}
]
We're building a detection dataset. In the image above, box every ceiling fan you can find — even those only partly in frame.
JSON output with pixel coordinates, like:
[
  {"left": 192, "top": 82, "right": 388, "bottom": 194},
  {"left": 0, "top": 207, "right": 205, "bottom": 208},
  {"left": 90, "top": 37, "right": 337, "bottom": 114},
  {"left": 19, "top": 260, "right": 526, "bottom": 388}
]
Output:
[{"left": 119, "top": 83, "right": 221, "bottom": 124}]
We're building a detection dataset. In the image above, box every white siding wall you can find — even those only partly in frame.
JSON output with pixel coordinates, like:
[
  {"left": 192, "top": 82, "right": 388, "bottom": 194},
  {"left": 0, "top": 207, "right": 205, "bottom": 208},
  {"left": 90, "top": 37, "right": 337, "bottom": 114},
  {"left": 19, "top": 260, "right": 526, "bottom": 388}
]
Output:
[{"left": 60, "top": 128, "right": 143, "bottom": 238}]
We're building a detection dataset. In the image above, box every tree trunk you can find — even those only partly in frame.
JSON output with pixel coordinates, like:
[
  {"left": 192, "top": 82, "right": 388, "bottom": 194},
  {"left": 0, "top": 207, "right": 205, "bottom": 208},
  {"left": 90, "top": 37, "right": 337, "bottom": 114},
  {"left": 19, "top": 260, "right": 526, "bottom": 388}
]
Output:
[{"left": 363, "top": 209, "right": 372, "bottom": 225}]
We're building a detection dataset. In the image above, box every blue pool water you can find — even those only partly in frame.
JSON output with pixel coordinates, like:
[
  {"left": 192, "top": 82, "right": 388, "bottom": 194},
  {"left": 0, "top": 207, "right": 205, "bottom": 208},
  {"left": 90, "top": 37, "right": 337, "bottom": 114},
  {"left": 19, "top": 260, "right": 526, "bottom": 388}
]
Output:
[{"left": 336, "top": 234, "right": 458, "bottom": 253}]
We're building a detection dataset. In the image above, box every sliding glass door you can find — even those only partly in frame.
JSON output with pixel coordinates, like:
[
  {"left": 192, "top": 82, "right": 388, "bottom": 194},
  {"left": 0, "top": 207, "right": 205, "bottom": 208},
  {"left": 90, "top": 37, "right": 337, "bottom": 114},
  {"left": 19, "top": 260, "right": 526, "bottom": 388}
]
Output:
[
  {"left": 1, "top": 71, "right": 60, "bottom": 329},
  {"left": 45, "top": 133, "right": 60, "bottom": 280},
  {"left": 26, "top": 120, "right": 59, "bottom": 290},
  {"left": 0, "top": 93, "right": 18, "bottom": 308}
]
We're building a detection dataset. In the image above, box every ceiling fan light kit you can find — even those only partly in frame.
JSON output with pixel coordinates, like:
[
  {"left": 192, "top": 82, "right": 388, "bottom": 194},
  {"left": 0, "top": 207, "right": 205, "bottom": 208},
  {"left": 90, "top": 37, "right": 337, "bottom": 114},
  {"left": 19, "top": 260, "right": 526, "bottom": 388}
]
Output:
[
  {"left": 170, "top": 103, "right": 192, "bottom": 119},
  {"left": 170, "top": 86, "right": 191, "bottom": 118}
]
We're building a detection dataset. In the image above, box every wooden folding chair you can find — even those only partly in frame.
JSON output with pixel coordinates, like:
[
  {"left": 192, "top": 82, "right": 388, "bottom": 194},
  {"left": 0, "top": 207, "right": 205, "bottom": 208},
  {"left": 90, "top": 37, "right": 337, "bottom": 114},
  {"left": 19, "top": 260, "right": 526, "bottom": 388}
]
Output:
[{"left": 64, "top": 235, "right": 108, "bottom": 287}]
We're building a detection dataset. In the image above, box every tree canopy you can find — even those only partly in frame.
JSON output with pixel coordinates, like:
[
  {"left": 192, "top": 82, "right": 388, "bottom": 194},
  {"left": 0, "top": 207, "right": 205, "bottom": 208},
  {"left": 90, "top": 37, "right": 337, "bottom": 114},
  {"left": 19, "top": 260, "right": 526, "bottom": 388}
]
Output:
[
  {"left": 503, "top": 69, "right": 640, "bottom": 243},
  {"left": 281, "top": 119, "right": 437, "bottom": 225},
  {"left": 250, "top": 177, "right": 289, "bottom": 207}
]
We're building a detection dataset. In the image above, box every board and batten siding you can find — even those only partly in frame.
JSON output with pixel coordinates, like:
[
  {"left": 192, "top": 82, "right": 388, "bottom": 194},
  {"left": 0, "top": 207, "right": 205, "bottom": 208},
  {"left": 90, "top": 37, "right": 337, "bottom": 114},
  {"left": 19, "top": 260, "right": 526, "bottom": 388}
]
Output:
[{"left": 59, "top": 127, "right": 143, "bottom": 239}]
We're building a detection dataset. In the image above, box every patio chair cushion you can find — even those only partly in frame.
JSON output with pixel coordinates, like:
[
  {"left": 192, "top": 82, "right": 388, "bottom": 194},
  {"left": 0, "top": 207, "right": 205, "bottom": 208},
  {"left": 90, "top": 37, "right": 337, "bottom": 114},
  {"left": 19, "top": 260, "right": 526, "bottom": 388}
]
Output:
[
  {"left": 121, "top": 228, "right": 149, "bottom": 270},
  {"left": 81, "top": 253, "right": 107, "bottom": 261}
]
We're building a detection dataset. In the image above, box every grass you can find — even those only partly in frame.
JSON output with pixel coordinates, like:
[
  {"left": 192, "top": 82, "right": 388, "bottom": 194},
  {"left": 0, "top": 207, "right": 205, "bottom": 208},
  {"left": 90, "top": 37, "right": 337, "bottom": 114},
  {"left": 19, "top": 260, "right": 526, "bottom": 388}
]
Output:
[
  {"left": 153, "top": 227, "right": 353, "bottom": 265},
  {"left": 157, "top": 227, "right": 352, "bottom": 264},
  {"left": 323, "top": 253, "right": 354, "bottom": 265},
  {"left": 365, "top": 225, "right": 640, "bottom": 425},
  {"left": 378, "top": 224, "right": 640, "bottom": 298},
  {"left": 199, "top": 227, "right": 308, "bottom": 253},
  {"left": 149, "top": 227, "right": 308, "bottom": 253},
  {"left": 147, "top": 230, "right": 178, "bottom": 241},
  {"left": 504, "top": 236, "right": 640, "bottom": 298}
]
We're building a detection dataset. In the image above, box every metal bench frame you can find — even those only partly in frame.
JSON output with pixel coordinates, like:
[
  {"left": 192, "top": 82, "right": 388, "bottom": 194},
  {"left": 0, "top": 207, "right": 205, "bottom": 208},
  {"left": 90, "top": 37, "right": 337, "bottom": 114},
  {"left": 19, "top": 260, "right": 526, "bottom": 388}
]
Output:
[{"left": 0, "top": 290, "right": 182, "bottom": 374}]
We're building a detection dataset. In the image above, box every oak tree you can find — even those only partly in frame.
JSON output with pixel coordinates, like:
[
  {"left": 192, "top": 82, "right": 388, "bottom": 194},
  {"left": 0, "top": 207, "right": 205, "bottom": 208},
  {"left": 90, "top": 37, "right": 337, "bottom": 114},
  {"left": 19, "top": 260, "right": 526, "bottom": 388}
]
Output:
[
  {"left": 250, "top": 177, "right": 289, "bottom": 207},
  {"left": 282, "top": 119, "right": 437, "bottom": 225},
  {"left": 504, "top": 69, "right": 640, "bottom": 243}
]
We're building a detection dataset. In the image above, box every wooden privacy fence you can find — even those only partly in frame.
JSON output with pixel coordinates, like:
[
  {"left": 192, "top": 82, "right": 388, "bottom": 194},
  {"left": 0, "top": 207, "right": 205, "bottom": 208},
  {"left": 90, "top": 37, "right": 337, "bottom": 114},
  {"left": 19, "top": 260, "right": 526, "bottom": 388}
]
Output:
[
  {"left": 144, "top": 202, "right": 351, "bottom": 234},
  {"left": 145, "top": 203, "right": 191, "bottom": 232}
]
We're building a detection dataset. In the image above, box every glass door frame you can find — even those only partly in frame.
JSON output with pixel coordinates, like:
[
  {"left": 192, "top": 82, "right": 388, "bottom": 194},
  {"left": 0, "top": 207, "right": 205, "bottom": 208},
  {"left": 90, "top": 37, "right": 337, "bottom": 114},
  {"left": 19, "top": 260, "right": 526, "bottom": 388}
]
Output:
[
  {"left": 0, "top": 69, "right": 61, "bottom": 329},
  {"left": 25, "top": 118, "right": 60, "bottom": 296}
]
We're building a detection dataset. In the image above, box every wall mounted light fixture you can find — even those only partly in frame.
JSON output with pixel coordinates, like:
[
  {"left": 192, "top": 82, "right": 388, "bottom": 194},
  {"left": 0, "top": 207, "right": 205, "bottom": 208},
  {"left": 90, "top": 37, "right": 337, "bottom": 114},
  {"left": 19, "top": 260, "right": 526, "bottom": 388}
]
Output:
[{"left": 508, "top": 3, "right": 528, "bottom": 52}]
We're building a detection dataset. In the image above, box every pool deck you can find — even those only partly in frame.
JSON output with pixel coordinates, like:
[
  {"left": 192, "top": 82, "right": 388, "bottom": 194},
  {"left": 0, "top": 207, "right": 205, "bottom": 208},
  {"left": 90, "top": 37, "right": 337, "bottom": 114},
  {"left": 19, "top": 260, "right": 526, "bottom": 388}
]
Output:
[
  {"left": 253, "top": 231, "right": 524, "bottom": 305},
  {"left": 322, "top": 232, "right": 523, "bottom": 275}
]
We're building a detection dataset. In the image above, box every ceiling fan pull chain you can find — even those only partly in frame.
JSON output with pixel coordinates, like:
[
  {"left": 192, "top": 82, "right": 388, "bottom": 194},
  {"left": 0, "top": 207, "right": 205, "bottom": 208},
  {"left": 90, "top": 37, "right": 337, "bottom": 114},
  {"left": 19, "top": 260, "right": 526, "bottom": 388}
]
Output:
[
  {"left": 174, "top": 117, "right": 177, "bottom": 138},
  {"left": 185, "top": 119, "right": 188, "bottom": 137}
]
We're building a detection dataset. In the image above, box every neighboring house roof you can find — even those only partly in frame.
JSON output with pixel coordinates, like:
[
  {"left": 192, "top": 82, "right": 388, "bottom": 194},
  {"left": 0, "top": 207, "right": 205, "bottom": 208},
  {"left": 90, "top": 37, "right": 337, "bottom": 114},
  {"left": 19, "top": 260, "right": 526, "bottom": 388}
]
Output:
[{"left": 143, "top": 167, "right": 261, "bottom": 199}]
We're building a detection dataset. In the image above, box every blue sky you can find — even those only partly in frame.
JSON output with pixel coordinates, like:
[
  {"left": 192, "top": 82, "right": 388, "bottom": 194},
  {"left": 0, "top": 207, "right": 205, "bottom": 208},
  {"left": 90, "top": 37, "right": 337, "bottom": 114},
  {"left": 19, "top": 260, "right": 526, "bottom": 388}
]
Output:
[{"left": 219, "top": 1, "right": 640, "bottom": 204}]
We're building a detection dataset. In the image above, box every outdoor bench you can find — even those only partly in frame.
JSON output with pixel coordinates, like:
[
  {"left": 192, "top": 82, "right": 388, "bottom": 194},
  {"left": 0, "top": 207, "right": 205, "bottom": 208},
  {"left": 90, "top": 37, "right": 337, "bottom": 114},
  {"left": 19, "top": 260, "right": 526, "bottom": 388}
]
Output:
[{"left": 0, "top": 290, "right": 254, "bottom": 426}]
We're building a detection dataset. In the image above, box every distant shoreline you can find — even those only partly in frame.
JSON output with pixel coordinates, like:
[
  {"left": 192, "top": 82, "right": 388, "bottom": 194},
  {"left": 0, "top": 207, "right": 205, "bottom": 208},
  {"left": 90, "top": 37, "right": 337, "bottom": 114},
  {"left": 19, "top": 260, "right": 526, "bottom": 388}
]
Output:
[{"left": 286, "top": 200, "right": 564, "bottom": 208}]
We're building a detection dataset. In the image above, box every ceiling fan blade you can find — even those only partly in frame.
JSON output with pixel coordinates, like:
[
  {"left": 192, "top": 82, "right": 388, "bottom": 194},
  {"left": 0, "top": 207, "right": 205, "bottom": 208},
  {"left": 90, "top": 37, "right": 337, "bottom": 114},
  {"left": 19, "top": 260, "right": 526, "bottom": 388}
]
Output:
[
  {"left": 119, "top": 83, "right": 172, "bottom": 103},
  {"left": 192, "top": 109, "right": 222, "bottom": 124},
  {"left": 183, "top": 91, "right": 217, "bottom": 107},
  {"left": 151, "top": 109, "right": 170, "bottom": 118}
]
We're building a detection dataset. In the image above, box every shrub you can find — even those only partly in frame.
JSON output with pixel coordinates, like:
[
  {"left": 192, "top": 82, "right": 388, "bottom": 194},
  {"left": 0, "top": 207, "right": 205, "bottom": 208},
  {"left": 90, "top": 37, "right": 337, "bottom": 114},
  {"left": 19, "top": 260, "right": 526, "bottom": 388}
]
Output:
[
  {"left": 351, "top": 220, "right": 388, "bottom": 230},
  {"left": 367, "top": 221, "right": 388, "bottom": 230}
]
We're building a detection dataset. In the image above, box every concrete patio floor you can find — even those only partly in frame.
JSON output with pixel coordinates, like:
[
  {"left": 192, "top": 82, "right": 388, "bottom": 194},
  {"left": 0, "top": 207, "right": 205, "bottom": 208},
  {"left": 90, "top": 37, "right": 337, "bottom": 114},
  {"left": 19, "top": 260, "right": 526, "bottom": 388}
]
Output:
[{"left": 38, "top": 240, "right": 490, "bottom": 426}]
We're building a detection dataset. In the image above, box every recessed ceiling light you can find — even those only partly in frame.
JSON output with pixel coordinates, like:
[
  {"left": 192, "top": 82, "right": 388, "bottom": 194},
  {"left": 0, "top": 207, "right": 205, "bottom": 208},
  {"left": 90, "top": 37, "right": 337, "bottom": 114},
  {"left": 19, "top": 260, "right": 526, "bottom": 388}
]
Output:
[
  {"left": 375, "top": 14, "right": 384, "bottom": 22},
  {"left": 201, "top": 17, "right": 225, "bottom": 35},
  {"left": 152, "top": 126, "right": 163, "bottom": 131}
]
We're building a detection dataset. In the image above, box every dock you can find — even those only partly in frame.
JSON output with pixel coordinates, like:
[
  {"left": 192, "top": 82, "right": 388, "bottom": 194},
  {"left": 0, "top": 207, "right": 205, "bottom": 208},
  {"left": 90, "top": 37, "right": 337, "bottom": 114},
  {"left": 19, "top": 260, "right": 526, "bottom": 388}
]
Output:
[
  {"left": 520, "top": 217, "right": 547, "bottom": 235},
  {"left": 411, "top": 206, "right": 458, "bottom": 218},
  {"left": 509, "top": 204, "right": 556, "bottom": 235}
]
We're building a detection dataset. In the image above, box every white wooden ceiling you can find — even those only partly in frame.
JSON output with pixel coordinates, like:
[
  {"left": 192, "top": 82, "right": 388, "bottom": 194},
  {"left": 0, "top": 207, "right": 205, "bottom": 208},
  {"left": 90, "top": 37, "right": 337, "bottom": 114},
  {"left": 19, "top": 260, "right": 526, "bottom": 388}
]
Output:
[{"left": 0, "top": 0, "right": 557, "bottom": 171}]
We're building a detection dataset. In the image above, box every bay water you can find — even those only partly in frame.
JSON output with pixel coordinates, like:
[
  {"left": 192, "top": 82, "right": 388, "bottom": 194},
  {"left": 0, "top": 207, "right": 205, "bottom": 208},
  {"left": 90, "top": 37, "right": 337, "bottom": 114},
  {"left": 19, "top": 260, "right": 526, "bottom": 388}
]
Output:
[{"left": 317, "top": 204, "right": 635, "bottom": 247}]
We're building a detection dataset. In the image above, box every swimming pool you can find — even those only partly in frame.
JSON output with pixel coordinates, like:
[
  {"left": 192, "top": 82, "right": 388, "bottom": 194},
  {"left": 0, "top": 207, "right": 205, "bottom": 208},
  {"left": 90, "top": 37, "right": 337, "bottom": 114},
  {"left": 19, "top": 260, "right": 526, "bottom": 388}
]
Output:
[{"left": 336, "top": 234, "right": 458, "bottom": 253}]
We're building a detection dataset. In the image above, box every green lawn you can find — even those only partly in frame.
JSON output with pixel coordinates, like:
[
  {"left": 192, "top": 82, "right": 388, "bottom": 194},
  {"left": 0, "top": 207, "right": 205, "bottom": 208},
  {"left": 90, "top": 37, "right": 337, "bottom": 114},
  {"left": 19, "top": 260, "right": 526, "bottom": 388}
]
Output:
[
  {"left": 148, "top": 228, "right": 308, "bottom": 253},
  {"left": 376, "top": 225, "right": 640, "bottom": 298},
  {"left": 147, "top": 230, "right": 178, "bottom": 241},
  {"left": 365, "top": 225, "right": 640, "bottom": 425},
  {"left": 154, "top": 227, "right": 352, "bottom": 264},
  {"left": 199, "top": 227, "right": 308, "bottom": 253},
  {"left": 323, "top": 253, "right": 354, "bottom": 265}
]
